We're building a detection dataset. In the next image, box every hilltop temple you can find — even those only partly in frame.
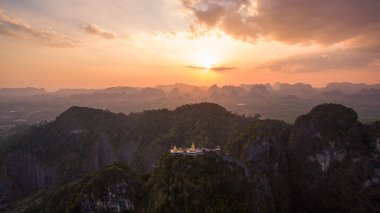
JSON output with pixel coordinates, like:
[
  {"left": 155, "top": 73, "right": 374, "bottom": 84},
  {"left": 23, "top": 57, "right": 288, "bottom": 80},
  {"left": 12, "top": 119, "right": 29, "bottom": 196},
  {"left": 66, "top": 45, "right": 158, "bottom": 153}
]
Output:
[{"left": 170, "top": 143, "right": 221, "bottom": 156}]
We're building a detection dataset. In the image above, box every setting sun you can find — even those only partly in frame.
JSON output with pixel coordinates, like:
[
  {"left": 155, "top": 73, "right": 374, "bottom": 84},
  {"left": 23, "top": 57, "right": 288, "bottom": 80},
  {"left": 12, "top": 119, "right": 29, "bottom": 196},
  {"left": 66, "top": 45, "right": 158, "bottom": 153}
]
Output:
[{"left": 199, "top": 55, "right": 216, "bottom": 70}]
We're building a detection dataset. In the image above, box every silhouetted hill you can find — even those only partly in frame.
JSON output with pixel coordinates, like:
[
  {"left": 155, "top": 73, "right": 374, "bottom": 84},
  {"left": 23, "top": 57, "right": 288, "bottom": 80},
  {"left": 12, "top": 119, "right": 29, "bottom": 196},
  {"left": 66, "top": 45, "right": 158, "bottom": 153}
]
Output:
[
  {"left": 0, "top": 103, "right": 379, "bottom": 212},
  {"left": 288, "top": 103, "right": 380, "bottom": 212},
  {"left": 290, "top": 103, "right": 360, "bottom": 148},
  {"left": 0, "top": 103, "right": 252, "bottom": 208}
]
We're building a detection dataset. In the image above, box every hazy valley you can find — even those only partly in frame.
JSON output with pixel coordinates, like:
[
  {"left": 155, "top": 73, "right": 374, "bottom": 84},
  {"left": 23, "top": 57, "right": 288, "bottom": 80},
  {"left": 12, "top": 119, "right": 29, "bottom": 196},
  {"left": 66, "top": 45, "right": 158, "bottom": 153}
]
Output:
[{"left": 1, "top": 82, "right": 380, "bottom": 133}]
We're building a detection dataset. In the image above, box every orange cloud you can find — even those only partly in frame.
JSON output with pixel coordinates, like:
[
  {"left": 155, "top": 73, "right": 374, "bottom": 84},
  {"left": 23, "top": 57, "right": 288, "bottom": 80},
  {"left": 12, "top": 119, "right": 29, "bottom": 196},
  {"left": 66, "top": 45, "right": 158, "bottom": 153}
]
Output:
[
  {"left": 0, "top": 9, "right": 83, "bottom": 48},
  {"left": 182, "top": 0, "right": 258, "bottom": 41},
  {"left": 257, "top": 45, "right": 380, "bottom": 73},
  {"left": 83, "top": 24, "right": 117, "bottom": 39},
  {"left": 182, "top": 0, "right": 380, "bottom": 45},
  {"left": 182, "top": 0, "right": 380, "bottom": 73}
]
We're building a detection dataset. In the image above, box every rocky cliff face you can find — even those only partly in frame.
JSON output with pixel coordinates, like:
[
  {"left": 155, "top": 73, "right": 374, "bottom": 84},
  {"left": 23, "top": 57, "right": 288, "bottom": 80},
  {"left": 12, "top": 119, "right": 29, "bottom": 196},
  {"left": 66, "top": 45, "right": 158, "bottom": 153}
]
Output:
[
  {"left": 0, "top": 152, "right": 53, "bottom": 208},
  {"left": 288, "top": 103, "right": 380, "bottom": 212},
  {"left": 144, "top": 153, "right": 260, "bottom": 212},
  {"left": 0, "top": 132, "right": 137, "bottom": 209},
  {"left": 6, "top": 153, "right": 53, "bottom": 196},
  {"left": 11, "top": 164, "right": 143, "bottom": 213},
  {"left": 0, "top": 103, "right": 251, "bottom": 209},
  {"left": 12, "top": 155, "right": 261, "bottom": 213},
  {"left": 1, "top": 103, "right": 380, "bottom": 212},
  {"left": 227, "top": 119, "right": 293, "bottom": 212},
  {"left": 80, "top": 181, "right": 136, "bottom": 213},
  {"left": 77, "top": 165, "right": 142, "bottom": 213}
]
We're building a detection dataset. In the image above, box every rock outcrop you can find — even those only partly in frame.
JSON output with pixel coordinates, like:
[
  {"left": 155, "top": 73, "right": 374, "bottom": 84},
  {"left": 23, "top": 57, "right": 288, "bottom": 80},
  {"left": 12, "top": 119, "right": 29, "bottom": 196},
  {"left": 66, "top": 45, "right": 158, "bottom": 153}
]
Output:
[
  {"left": 1, "top": 103, "right": 380, "bottom": 212},
  {"left": 288, "top": 103, "right": 380, "bottom": 212}
]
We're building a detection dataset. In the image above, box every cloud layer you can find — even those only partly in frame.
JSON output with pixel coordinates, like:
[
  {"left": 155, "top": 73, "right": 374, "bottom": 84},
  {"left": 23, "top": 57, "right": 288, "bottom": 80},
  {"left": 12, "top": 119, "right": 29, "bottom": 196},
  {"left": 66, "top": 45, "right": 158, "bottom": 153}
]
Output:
[
  {"left": 0, "top": 9, "right": 83, "bottom": 48},
  {"left": 258, "top": 45, "right": 380, "bottom": 72},
  {"left": 182, "top": 0, "right": 380, "bottom": 45},
  {"left": 182, "top": 0, "right": 380, "bottom": 72}
]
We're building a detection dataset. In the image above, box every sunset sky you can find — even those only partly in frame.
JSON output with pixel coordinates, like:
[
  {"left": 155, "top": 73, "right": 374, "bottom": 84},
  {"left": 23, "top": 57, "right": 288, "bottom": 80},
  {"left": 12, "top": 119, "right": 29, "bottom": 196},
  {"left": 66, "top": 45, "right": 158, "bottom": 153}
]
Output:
[{"left": 1, "top": 0, "right": 380, "bottom": 90}]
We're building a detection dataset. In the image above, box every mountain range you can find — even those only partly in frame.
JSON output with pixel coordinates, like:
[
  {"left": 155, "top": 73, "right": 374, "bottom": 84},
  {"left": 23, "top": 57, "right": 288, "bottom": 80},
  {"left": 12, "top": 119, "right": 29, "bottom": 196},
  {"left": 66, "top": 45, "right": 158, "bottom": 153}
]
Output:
[
  {"left": 1, "top": 82, "right": 380, "bottom": 131},
  {"left": 0, "top": 102, "right": 379, "bottom": 212}
]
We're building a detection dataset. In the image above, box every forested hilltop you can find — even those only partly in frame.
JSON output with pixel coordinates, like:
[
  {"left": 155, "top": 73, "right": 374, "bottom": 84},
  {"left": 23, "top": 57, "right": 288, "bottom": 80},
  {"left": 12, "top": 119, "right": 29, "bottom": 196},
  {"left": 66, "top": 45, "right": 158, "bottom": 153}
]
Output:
[{"left": 1, "top": 103, "right": 379, "bottom": 212}]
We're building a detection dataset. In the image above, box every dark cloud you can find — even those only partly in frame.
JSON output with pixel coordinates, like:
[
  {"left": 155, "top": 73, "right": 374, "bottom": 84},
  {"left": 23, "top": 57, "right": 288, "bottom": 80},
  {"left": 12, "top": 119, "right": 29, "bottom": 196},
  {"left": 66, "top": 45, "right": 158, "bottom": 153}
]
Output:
[
  {"left": 187, "top": 65, "right": 235, "bottom": 72},
  {"left": 0, "top": 9, "right": 83, "bottom": 48},
  {"left": 256, "top": 0, "right": 380, "bottom": 45},
  {"left": 182, "top": 0, "right": 258, "bottom": 41},
  {"left": 83, "top": 24, "right": 117, "bottom": 39},
  {"left": 182, "top": 0, "right": 380, "bottom": 45},
  {"left": 210, "top": 66, "right": 235, "bottom": 72},
  {"left": 257, "top": 45, "right": 380, "bottom": 72}
]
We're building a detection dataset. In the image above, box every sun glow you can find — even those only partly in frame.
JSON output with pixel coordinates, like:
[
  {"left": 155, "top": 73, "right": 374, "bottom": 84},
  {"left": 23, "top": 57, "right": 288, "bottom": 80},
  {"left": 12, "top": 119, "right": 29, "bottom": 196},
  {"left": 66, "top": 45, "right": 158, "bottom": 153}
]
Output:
[{"left": 197, "top": 53, "right": 218, "bottom": 70}]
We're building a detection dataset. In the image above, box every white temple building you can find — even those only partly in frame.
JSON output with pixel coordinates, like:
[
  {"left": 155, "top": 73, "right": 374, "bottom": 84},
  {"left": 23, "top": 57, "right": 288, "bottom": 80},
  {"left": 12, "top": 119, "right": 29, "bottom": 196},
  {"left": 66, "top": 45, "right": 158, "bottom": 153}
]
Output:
[{"left": 170, "top": 143, "right": 221, "bottom": 156}]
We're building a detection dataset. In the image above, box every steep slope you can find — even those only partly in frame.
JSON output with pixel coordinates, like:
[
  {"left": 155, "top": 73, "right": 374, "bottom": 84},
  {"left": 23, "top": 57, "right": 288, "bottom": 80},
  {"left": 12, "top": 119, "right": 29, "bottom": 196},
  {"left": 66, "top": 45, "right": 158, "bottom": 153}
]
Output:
[
  {"left": 288, "top": 103, "right": 380, "bottom": 212},
  {"left": 129, "top": 103, "right": 249, "bottom": 172},
  {"left": 1, "top": 102, "right": 380, "bottom": 212},
  {"left": 144, "top": 153, "right": 259, "bottom": 212},
  {"left": 0, "top": 103, "right": 252, "bottom": 207},
  {"left": 12, "top": 154, "right": 266, "bottom": 213},
  {"left": 227, "top": 119, "right": 293, "bottom": 212},
  {"left": 13, "top": 163, "right": 143, "bottom": 213},
  {"left": 0, "top": 106, "right": 130, "bottom": 204}
]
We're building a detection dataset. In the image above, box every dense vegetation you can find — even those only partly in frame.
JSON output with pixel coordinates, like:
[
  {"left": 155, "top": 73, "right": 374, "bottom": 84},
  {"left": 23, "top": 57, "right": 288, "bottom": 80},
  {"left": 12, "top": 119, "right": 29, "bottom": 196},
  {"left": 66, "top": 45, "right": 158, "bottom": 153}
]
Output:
[
  {"left": 145, "top": 153, "right": 257, "bottom": 212},
  {"left": 11, "top": 154, "right": 260, "bottom": 213},
  {"left": 287, "top": 104, "right": 380, "bottom": 212},
  {"left": 0, "top": 102, "right": 379, "bottom": 212},
  {"left": 0, "top": 103, "right": 253, "bottom": 204},
  {"left": 12, "top": 163, "right": 143, "bottom": 213}
]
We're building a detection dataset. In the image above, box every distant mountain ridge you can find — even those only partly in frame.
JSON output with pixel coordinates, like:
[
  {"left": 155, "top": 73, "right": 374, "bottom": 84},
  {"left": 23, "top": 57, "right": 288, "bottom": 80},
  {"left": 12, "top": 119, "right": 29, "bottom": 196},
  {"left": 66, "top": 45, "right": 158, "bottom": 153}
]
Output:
[
  {"left": 3, "top": 82, "right": 380, "bottom": 94},
  {"left": 0, "top": 87, "right": 47, "bottom": 96},
  {"left": 1, "top": 82, "right": 380, "bottom": 126}
]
